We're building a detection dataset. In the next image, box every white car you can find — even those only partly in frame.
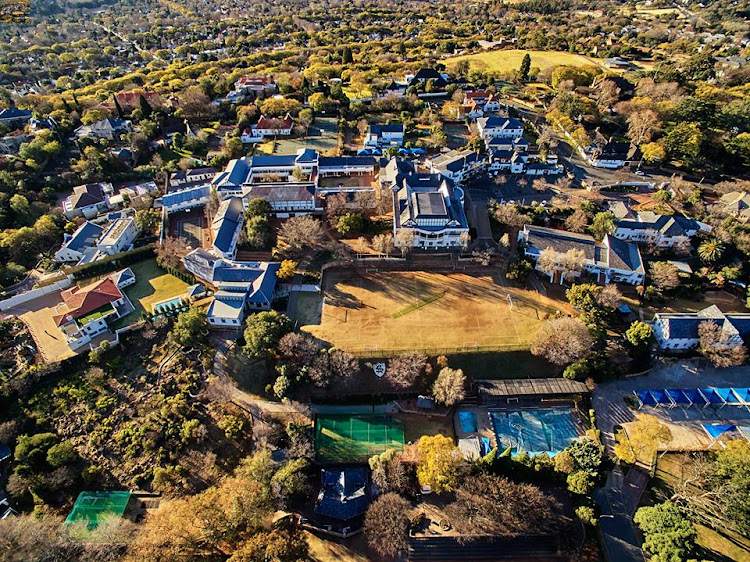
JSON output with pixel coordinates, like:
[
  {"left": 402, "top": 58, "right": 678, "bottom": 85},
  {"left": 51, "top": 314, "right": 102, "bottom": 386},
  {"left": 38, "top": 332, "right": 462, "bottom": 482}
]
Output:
[{"left": 635, "top": 170, "right": 645, "bottom": 176}]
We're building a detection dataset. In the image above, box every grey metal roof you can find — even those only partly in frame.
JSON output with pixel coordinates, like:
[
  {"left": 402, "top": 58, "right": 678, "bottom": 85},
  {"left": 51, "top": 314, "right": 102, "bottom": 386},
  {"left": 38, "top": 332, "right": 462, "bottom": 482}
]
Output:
[
  {"left": 415, "top": 192, "right": 447, "bottom": 217},
  {"left": 476, "top": 378, "right": 589, "bottom": 400},
  {"left": 212, "top": 197, "right": 244, "bottom": 255},
  {"left": 64, "top": 222, "right": 104, "bottom": 251},
  {"left": 314, "top": 468, "right": 369, "bottom": 521}
]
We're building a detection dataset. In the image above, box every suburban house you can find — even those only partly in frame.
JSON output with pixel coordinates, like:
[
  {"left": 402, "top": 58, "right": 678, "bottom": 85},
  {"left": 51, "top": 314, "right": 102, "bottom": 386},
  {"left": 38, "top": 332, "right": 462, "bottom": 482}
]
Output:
[
  {"left": 183, "top": 248, "right": 279, "bottom": 330},
  {"left": 234, "top": 76, "right": 277, "bottom": 97},
  {"left": 211, "top": 197, "right": 245, "bottom": 259},
  {"left": 54, "top": 222, "right": 106, "bottom": 263},
  {"left": 73, "top": 118, "right": 132, "bottom": 141},
  {"left": 407, "top": 68, "right": 449, "bottom": 89},
  {"left": 364, "top": 124, "right": 404, "bottom": 149},
  {"left": 97, "top": 217, "right": 140, "bottom": 255},
  {"left": 477, "top": 116, "right": 524, "bottom": 141},
  {"left": 525, "top": 161, "right": 564, "bottom": 176},
  {"left": 63, "top": 183, "right": 111, "bottom": 219},
  {"left": 53, "top": 269, "right": 136, "bottom": 350},
  {"left": 0, "top": 130, "right": 28, "bottom": 155},
  {"left": 0, "top": 108, "right": 32, "bottom": 127},
  {"left": 167, "top": 167, "right": 218, "bottom": 191},
  {"left": 314, "top": 468, "right": 369, "bottom": 524},
  {"left": 614, "top": 211, "right": 707, "bottom": 248},
  {"left": 583, "top": 140, "right": 635, "bottom": 169},
  {"left": 391, "top": 160, "right": 469, "bottom": 249},
  {"left": 486, "top": 136, "right": 529, "bottom": 153},
  {"left": 488, "top": 149, "right": 526, "bottom": 174},
  {"left": 519, "top": 224, "right": 646, "bottom": 285},
  {"left": 240, "top": 113, "right": 294, "bottom": 142},
  {"left": 115, "top": 91, "right": 164, "bottom": 111},
  {"left": 652, "top": 305, "right": 750, "bottom": 350},
  {"left": 463, "top": 91, "right": 503, "bottom": 119},
  {"left": 716, "top": 191, "right": 750, "bottom": 222},
  {"left": 427, "top": 149, "right": 486, "bottom": 185}
]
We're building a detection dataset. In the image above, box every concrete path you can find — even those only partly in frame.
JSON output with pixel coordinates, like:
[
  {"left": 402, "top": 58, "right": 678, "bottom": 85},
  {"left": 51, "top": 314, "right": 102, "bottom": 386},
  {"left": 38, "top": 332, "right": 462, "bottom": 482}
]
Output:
[{"left": 594, "top": 465, "right": 646, "bottom": 562}]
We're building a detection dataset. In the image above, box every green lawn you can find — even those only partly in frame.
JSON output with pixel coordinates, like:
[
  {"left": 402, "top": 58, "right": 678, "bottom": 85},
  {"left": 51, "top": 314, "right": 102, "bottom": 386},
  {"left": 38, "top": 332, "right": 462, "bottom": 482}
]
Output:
[
  {"left": 447, "top": 350, "right": 558, "bottom": 380},
  {"left": 445, "top": 50, "right": 604, "bottom": 73},
  {"left": 111, "top": 259, "right": 189, "bottom": 329}
]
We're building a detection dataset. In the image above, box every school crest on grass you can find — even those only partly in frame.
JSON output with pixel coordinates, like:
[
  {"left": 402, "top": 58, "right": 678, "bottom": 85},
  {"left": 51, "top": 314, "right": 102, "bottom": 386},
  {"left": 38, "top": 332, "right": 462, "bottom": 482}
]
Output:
[{"left": 372, "top": 363, "right": 386, "bottom": 378}]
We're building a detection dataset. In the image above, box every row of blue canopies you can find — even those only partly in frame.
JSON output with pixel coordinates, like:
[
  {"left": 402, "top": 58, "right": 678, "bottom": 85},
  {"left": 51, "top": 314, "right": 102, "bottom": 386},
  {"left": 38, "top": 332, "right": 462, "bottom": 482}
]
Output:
[
  {"left": 356, "top": 148, "right": 427, "bottom": 156},
  {"left": 634, "top": 388, "right": 750, "bottom": 409}
]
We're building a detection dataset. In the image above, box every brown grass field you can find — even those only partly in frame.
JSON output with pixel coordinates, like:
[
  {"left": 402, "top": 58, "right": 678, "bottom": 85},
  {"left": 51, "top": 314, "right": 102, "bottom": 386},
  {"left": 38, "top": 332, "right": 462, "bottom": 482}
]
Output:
[{"left": 302, "top": 271, "right": 571, "bottom": 355}]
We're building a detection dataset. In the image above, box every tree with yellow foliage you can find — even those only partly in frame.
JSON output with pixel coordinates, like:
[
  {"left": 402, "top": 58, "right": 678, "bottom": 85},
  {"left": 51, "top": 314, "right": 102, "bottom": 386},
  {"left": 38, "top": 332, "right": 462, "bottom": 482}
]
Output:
[{"left": 416, "top": 434, "right": 462, "bottom": 493}]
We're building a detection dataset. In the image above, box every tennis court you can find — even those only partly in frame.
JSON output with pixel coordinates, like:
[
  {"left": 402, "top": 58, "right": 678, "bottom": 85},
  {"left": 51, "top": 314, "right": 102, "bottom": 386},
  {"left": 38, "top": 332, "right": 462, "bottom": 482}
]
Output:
[
  {"left": 168, "top": 208, "right": 209, "bottom": 249},
  {"left": 65, "top": 491, "right": 131, "bottom": 530},
  {"left": 315, "top": 414, "right": 405, "bottom": 463}
]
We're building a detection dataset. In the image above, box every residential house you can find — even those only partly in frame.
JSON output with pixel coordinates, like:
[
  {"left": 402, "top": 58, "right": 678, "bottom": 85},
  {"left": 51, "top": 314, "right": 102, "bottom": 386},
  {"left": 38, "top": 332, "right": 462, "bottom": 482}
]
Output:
[
  {"left": 53, "top": 270, "right": 136, "bottom": 350},
  {"left": 614, "top": 211, "right": 707, "bottom": 248},
  {"left": 391, "top": 161, "right": 469, "bottom": 249},
  {"left": 314, "top": 468, "right": 369, "bottom": 523},
  {"left": 74, "top": 118, "right": 131, "bottom": 141},
  {"left": 211, "top": 197, "right": 244, "bottom": 259},
  {"left": 54, "top": 222, "right": 106, "bottom": 263},
  {"left": 167, "top": 167, "right": 218, "bottom": 191},
  {"left": 115, "top": 91, "right": 164, "bottom": 112},
  {"left": 653, "top": 305, "right": 750, "bottom": 350},
  {"left": 525, "top": 162, "right": 564, "bottom": 176},
  {"left": 427, "top": 149, "right": 486, "bottom": 184},
  {"left": 0, "top": 108, "right": 32, "bottom": 127},
  {"left": 477, "top": 116, "right": 524, "bottom": 141},
  {"left": 234, "top": 76, "right": 277, "bottom": 98},
  {"left": 463, "top": 91, "right": 504, "bottom": 119},
  {"left": 183, "top": 248, "right": 279, "bottom": 330},
  {"left": 240, "top": 113, "right": 294, "bottom": 142},
  {"left": 0, "top": 130, "right": 28, "bottom": 155},
  {"left": 97, "top": 217, "right": 140, "bottom": 255},
  {"left": 584, "top": 140, "right": 635, "bottom": 169},
  {"left": 63, "top": 183, "right": 111, "bottom": 219},
  {"left": 488, "top": 149, "right": 526, "bottom": 174},
  {"left": 364, "top": 124, "right": 404, "bottom": 149},
  {"left": 407, "top": 68, "right": 449, "bottom": 89},
  {"left": 519, "top": 224, "right": 645, "bottom": 285},
  {"left": 716, "top": 191, "right": 750, "bottom": 222}
]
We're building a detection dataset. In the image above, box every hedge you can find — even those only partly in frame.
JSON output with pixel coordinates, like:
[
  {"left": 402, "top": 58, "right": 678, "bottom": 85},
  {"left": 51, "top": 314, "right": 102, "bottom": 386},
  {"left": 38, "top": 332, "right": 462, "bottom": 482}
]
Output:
[{"left": 71, "top": 245, "right": 156, "bottom": 280}]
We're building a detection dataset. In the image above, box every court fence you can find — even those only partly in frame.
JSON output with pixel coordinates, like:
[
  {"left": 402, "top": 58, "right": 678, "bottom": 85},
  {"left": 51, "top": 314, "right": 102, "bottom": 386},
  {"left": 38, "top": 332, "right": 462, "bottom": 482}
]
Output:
[{"left": 347, "top": 342, "right": 530, "bottom": 358}]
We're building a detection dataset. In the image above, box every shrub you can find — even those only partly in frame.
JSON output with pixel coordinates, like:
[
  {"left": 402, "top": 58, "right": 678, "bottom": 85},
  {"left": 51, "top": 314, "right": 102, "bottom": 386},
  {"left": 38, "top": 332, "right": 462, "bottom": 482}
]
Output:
[
  {"left": 567, "top": 470, "right": 594, "bottom": 495},
  {"left": 575, "top": 505, "right": 598, "bottom": 526}
]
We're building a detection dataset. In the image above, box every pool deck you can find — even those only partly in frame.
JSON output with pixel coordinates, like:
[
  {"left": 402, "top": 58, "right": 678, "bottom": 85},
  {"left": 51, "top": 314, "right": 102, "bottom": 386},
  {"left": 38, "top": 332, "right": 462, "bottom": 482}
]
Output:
[{"left": 454, "top": 401, "right": 585, "bottom": 451}]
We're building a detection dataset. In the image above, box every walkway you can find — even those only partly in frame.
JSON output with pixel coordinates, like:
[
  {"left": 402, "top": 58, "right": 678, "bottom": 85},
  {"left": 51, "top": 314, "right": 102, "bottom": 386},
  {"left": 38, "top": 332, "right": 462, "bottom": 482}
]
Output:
[{"left": 594, "top": 465, "right": 645, "bottom": 562}]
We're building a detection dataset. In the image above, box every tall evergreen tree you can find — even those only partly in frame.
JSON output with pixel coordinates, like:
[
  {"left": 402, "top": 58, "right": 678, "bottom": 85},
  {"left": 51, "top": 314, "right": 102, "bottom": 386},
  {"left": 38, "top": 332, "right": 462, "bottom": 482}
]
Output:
[
  {"left": 342, "top": 46, "right": 353, "bottom": 64},
  {"left": 139, "top": 94, "right": 153, "bottom": 118},
  {"left": 113, "top": 94, "right": 124, "bottom": 119},
  {"left": 520, "top": 53, "right": 531, "bottom": 82}
]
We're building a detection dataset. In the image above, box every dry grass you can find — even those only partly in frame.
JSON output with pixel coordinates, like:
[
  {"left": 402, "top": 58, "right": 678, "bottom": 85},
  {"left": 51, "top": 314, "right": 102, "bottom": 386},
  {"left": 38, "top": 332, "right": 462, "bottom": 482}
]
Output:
[
  {"left": 445, "top": 50, "right": 603, "bottom": 73},
  {"left": 302, "top": 271, "right": 570, "bottom": 354}
]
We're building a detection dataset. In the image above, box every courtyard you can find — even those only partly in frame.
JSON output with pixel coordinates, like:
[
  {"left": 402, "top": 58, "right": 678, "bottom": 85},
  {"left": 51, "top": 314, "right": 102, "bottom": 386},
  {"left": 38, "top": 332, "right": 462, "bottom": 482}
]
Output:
[{"left": 302, "top": 271, "right": 570, "bottom": 355}]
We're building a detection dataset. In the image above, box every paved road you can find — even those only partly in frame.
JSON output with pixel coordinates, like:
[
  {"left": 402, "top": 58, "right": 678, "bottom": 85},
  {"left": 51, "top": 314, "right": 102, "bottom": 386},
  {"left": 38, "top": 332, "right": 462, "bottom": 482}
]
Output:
[{"left": 594, "top": 466, "right": 646, "bottom": 562}]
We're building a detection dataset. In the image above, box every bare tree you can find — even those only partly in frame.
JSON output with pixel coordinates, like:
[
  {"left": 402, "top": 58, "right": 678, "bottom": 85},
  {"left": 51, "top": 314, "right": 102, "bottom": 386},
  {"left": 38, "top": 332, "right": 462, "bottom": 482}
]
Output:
[
  {"left": 649, "top": 261, "right": 681, "bottom": 292},
  {"left": 597, "top": 284, "right": 622, "bottom": 309},
  {"left": 279, "top": 216, "right": 325, "bottom": 253},
  {"left": 627, "top": 110, "right": 662, "bottom": 145},
  {"left": 446, "top": 474, "right": 564, "bottom": 537},
  {"left": 532, "top": 178, "right": 549, "bottom": 192},
  {"left": 372, "top": 233, "right": 394, "bottom": 256},
  {"left": 432, "top": 367, "right": 466, "bottom": 406},
  {"left": 277, "top": 332, "right": 319, "bottom": 366},
  {"left": 363, "top": 493, "right": 411, "bottom": 558},
  {"left": 596, "top": 79, "right": 621, "bottom": 110},
  {"left": 698, "top": 321, "right": 749, "bottom": 368},
  {"left": 387, "top": 353, "right": 428, "bottom": 389},
  {"left": 395, "top": 229, "right": 415, "bottom": 256},
  {"left": 565, "top": 209, "right": 589, "bottom": 233},
  {"left": 493, "top": 203, "right": 531, "bottom": 228},
  {"left": 458, "top": 231, "right": 471, "bottom": 250},
  {"left": 531, "top": 317, "right": 594, "bottom": 365},
  {"left": 536, "top": 247, "right": 586, "bottom": 282},
  {"left": 325, "top": 192, "right": 348, "bottom": 224},
  {"left": 369, "top": 450, "right": 409, "bottom": 494},
  {"left": 156, "top": 237, "right": 190, "bottom": 269}
]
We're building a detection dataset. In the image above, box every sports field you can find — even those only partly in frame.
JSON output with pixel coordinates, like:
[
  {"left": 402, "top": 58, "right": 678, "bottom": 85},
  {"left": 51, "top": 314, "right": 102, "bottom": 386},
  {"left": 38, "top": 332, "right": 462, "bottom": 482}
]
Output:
[
  {"left": 445, "top": 50, "right": 603, "bottom": 73},
  {"left": 303, "top": 271, "right": 570, "bottom": 355},
  {"left": 315, "top": 414, "right": 405, "bottom": 463}
]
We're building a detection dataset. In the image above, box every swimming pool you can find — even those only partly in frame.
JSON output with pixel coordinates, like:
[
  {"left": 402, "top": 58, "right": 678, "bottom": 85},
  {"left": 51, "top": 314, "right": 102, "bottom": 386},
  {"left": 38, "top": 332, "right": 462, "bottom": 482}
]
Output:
[
  {"left": 458, "top": 411, "right": 478, "bottom": 433},
  {"left": 152, "top": 296, "right": 185, "bottom": 314},
  {"left": 490, "top": 408, "right": 578, "bottom": 456}
]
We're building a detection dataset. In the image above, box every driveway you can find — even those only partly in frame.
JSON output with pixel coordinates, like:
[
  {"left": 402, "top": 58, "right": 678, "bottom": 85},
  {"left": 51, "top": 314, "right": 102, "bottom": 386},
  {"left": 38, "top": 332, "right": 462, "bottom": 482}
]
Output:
[
  {"left": 594, "top": 466, "right": 646, "bottom": 562},
  {"left": 6, "top": 293, "right": 76, "bottom": 363}
]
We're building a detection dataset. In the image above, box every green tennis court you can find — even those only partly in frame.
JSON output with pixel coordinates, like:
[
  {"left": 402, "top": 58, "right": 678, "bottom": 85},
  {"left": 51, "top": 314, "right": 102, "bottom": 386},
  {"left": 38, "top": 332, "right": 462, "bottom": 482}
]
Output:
[
  {"left": 315, "top": 414, "right": 405, "bottom": 462},
  {"left": 65, "top": 491, "right": 131, "bottom": 530}
]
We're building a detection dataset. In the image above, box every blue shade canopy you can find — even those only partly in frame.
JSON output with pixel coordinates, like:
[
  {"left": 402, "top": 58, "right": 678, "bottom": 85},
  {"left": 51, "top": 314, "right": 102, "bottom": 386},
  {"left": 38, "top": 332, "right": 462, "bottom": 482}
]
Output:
[
  {"left": 635, "top": 390, "right": 656, "bottom": 406},
  {"left": 702, "top": 424, "right": 736, "bottom": 439},
  {"left": 650, "top": 390, "right": 674, "bottom": 405},
  {"left": 666, "top": 389, "right": 690, "bottom": 404},
  {"left": 730, "top": 388, "right": 750, "bottom": 403},
  {"left": 715, "top": 388, "right": 735, "bottom": 403},
  {"left": 700, "top": 389, "right": 726, "bottom": 404},
  {"left": 680, "top": 389, "right": 707, "bottom": 405}
]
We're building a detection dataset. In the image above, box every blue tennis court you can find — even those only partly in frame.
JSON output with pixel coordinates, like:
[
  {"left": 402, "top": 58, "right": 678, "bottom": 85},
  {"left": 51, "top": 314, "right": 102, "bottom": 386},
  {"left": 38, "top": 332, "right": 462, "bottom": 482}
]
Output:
[{"left": 490, "top": 408, "right": 579, "bottom": 456}]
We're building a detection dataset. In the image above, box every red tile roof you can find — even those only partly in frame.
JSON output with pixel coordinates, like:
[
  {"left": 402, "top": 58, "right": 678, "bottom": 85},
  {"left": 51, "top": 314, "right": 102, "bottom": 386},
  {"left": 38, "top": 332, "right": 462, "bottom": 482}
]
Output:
[{"left": 54, "top": 277, "right": 122, "bottom": 326}]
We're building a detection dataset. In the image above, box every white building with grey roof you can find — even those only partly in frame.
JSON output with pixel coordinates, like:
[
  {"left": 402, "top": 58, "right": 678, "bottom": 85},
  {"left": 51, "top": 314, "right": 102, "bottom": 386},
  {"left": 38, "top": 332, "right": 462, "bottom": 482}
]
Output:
[{"left": 519, "top": 224, "right": 645, "bottom": 285}]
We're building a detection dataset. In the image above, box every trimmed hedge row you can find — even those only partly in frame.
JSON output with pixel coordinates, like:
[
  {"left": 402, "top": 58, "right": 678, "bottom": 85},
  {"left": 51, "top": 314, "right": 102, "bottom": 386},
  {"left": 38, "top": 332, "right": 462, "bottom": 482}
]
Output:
[{"left": 71, "top": 245, "right": 156, "bottom": 280}]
